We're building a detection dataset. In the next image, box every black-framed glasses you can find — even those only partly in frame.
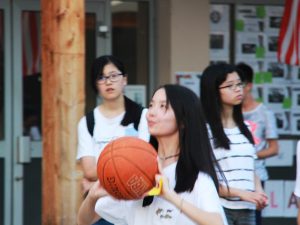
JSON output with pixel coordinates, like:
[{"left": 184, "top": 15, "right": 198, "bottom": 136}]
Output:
[
  {"left": 97, "top": 73, "right": 123, "bottom": 84},
  {"left": 219, "top": 82, "right": 245, "bottom": 91}
]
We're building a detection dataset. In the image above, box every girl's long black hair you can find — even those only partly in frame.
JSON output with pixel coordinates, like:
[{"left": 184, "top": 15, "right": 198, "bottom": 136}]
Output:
[
  {"left": 200, "top": 63, "right": 254, "bottom": 149},
  {"left": 150, "top": 84, "right": 220, "bottom": 192}
]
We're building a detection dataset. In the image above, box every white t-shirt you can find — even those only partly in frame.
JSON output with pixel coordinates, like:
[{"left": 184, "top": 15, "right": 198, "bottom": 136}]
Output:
[
  {"left": 208, "top": 125, "right": 256, "bottom": 210},
  {"left": 76, "top": 107, "right": 150, "bottom": 161},
  {"left": 294, "top": 141, "right": 300, "bottom": 197},
  {"left": 95, "top": 162, "right": 228, "bottom": 225}
]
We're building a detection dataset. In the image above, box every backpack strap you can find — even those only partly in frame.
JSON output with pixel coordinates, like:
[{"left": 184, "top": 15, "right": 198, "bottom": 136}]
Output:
[
  {"left": 121, "top": 96, "right": 144, "bottom": 130},
  {"left": 86, "top": 110, "right": 95, "bottom": 137},
  {"left": 86, "top": 96, "right": 143, "bottom": 137}
]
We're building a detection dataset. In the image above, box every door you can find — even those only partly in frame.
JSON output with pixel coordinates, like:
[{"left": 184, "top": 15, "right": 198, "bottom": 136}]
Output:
[
  {"left": 0, "top": 1, "right": 13, "bottom": 225},
  {"left": 2, "top": 1, "right": 108, "bottom": 225}
]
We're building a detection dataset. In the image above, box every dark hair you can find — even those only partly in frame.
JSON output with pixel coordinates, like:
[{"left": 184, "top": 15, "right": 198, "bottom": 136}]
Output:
[
  {"left": 200, "top": 63, "right": 254, "bottom": 149},
  {"left": 151, "top": 84, "right": 220, "bottom": 192},
  {"left": 91, "top": 55, "right": 127, "bottom": 92},
  {"left": 236, "top": 62, "right": 254, "bottom": 84}
]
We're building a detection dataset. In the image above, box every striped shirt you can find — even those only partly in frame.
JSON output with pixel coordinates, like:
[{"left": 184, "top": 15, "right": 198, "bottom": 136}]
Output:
[{"left": 207, "top": 125, "right": 256, "bottom": 210}]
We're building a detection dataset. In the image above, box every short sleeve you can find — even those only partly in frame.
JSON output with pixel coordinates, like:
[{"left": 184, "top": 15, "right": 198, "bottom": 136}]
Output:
[
  {"left": 194, "top": 173, "right": 222, "bottom": 212},
  {"left": 264, "top": 109, "right": 279, "bottom": 139},
  {"left": 137, "top": 108, "right": 150, "bottom": 142},
  {"left": 76, "top": 116, "right": 95, "bottom": 160},
  {"left": 194, "top": 173, "right": 228, "bottom": 225},
  {"left": 95, "top": 197, "right": 127, "bottom": 225}
]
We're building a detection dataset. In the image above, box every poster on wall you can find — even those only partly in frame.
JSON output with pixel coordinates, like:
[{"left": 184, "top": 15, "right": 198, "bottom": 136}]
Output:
[
  {"left": 175, "top": 72, "right": 202, "bottom": 96},
  {"left": 263, "top": 60, "right": 288, "bottom": 83},
  {"left": 210, "top": 4, "right": 230, "bottom": 32},
  {"left": 263, "top": 85, "right": 290, "bottom": 110},
  {"left": 265, "top": 35, "right": 279, "bottom": 57},
  {"left": 290, "top": 66, "right": 300, "bottom": 82},
  {"left": 291, "top": 87, "right": 300, "bottom": 109},
  {"left": 262, "top": 180, "right": 297, "bottom": 218},
  {"left": 210, "top": 32, "right": 230, "bottom": 59},
  {"left": 210, "top": 4, "right": 230, "bottom": 61},
  {"left": 284, "top": 181, "right": 298, "bottom": 217},
  {"left": 264, "top": 6, "right": 284, "bottom": 33},
  {"left": 263, "top": 180, "right": 284, "bottom": 217},
  {"left": 272, "top": 110, "right": 290, "bottom": 135},
  {"left": 235, "top": 5, "right": 264, "bottom": 32},
  {"left": 235, "top": 33, "right": 264, "bottom": 60},
  {"left": 290, "top": 111, "right": 300, "bottom": 135}
]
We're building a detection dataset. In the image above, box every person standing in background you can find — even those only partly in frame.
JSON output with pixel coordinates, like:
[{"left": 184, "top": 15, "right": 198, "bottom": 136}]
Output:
[
  {"left": 236, "top": 62, "right": 278, "bottom": 225},
  {"left": 200, "top": 63, "right": 268, "bottom": 225},
  {"left": 76, "top": 55, "right": 150, "bottom": 225}
]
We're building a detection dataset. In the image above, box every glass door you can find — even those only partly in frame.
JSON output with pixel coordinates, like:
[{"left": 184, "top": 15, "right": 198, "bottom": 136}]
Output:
[
  {"left": 0, "top": 1, "right": 13, "bottom": 225},
  {"left": 12, "top": 1, "right": 43, "bottom": 225},
  {"left": 9, "top": 1, "right": 107, "bottom": 225}
]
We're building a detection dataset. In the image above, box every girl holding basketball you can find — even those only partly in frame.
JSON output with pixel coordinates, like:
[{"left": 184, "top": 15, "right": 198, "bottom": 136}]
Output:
[
  {"left": 77, "top": 84, "right": 228, "bottom": 225},
  {"left": 76, "top": 55, "right": 149, "bottom": 225},
  {"left": 200, "top": 63, "right": 268, "bottom": 225}
]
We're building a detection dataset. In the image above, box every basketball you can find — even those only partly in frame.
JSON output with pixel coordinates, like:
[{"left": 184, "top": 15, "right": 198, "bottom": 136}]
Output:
[{"left": 97, "top": 137, "right": 158, "bottom": 200}]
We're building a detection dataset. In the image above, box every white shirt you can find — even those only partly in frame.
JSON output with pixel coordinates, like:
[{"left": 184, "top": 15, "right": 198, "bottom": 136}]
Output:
[
  {"left": 95, "top": 162, "right": 228, "bottom": 225},
  {"left": 76, "top": 107, "right": 150, "bottom": 160}
]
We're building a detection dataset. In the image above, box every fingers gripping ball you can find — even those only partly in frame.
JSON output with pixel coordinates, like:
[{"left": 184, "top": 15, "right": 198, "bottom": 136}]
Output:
[{"left": 97, "top": 137, "right": 158, "bottom": 200}]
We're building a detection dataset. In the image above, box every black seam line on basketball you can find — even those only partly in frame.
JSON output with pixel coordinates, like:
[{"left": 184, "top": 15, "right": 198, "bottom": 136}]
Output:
[
  {"left": 110, "top": 144, "right": 157, "bottom": 194},
  {"left": 109, "top": 155, "right": 155, "bottom": 183},
  {"left": 105, "top": 146, "right": 157, "bottom": 164},
  {"left": 111, "top": 142, "right": 136, "bottom": 199},
  {"left": 100, "top": 141, "right": 123, "bottom": 198},
  {"left": 100, "top": 142, "right": 113, "bottom": 195}
]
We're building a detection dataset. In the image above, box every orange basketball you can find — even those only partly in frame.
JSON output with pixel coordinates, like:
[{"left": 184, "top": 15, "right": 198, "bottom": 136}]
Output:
[{"left": 97, "top": 137, "right": 158, "bottom": 200}]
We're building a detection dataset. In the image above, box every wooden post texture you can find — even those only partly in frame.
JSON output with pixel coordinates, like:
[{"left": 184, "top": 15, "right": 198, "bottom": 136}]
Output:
[{"left": 41, "top": 1, "right": 85, "bottom": 224}]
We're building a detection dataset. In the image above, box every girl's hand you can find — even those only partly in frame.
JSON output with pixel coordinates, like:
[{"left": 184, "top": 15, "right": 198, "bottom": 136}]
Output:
[
  {"left": 155, "top": 174, "right": 172, "bottom": 198},
  {"left": 154, "top": 159, "right": 175, "bottom": 201},
  {"left": 81, "top": 178, "right": 95, "bottom": 194},
  {"left": 88, "top": 180, "right": 108, "bottom": 200},
  {"left": 239, "top": 190, "right": 268, "bottom": 210},
  {"left": 254, "top": 191, "right": 268, "bottom": 210}
]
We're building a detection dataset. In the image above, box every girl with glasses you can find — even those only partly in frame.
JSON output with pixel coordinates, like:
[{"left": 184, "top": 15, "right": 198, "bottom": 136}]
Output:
[
  {"left": 200, "top": 63, "right": 268, "bottom": 225},
  {"left": 77, "top": 84, "right": 228, "bottom": 225},
  {"left": 76, "top": 55, "right": 150, "bottom": 225}
]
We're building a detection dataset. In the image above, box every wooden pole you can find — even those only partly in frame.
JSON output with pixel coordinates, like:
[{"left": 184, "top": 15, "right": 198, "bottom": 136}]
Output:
[{"left": 41, "top": 1, "right": 85, "bottom": 224}]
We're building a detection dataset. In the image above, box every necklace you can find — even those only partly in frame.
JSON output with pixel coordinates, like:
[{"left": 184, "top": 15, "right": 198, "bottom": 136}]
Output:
[{"left": 158, "top": 153, "right": 180, "bottom": 161}]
